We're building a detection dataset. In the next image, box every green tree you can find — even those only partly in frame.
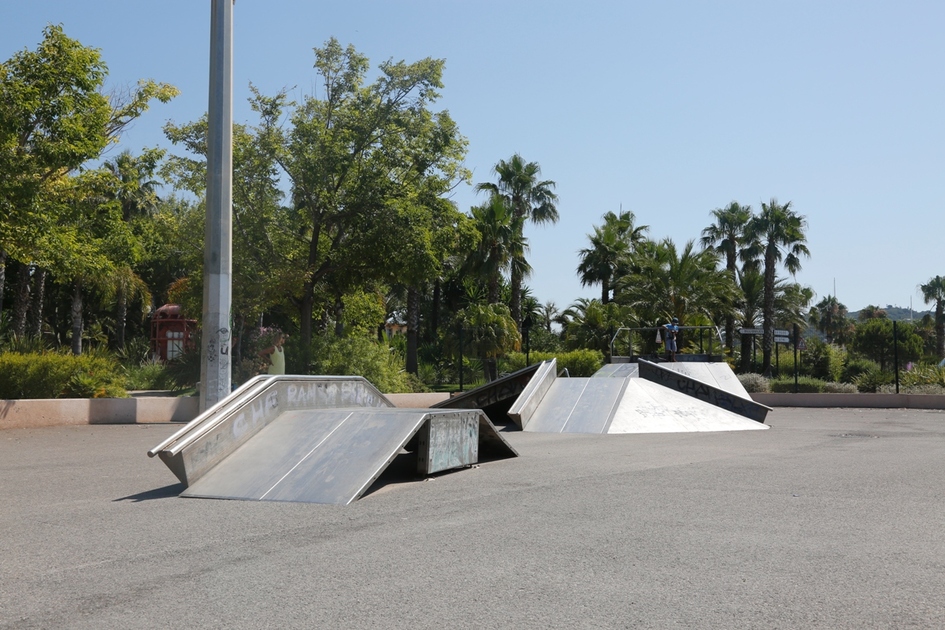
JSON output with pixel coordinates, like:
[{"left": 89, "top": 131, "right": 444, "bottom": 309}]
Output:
[
  {"left": 851, "top": 318, "right": 922, "bottom": 371},
  {"left": 476, "top": 154, "right": 557, "bottom": 327},
  {"left": 451, "top": 303, "right": 520, "bottom": 382},
  {"left": 700, "top": 201, "right": 755, "bottom": 354},
  {"left": 617, "top": 239, "right": 739, "bottom": 331},
  {"left": 919, "top": 275, "right": 945, "bottom": 359},
  {"left": 462, "top": 195, "right": 520, "bottom": 305},
  {"left": 808, "top": 295, "right": 854, "bottom": 345},
  {"left": 560, "top": 297, "right": 627, "bottom": 358},
  {"left": 745, "top": 198, "right": 810, "bottom": 376},
  {"left": 577, "top": 210, "right": 648, "bottom": 304}
]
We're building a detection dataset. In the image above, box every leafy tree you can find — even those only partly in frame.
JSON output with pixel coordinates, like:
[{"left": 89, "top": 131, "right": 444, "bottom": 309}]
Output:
[
  {"left": 919, "top": 275, "right": 945, "bottom": 359},
  {"left": 616, "top": 238, "right": 739, "bottom": 331},
  {"left": 451, "top": 303, "right": 520, "bottom": 382},
  {"left": 808, "top": 295, "right": 854, "bottom": 345},
  {"left": 0, "top": 25, "right": 176, "bottom": 347},
  {"left": 476, "top": 154, "right": 557, "bottom": 326},
  {"left": 577, "top": 210, "right": 648, "bottom": 304},
  {"left": 560, "top": 298, "right": 627, "bottom": 358},
  {"left": 850, "top": 318, "right": 922, "bottom": 371},
  {"left": 462, "top": 195, "right": 520, "bottom": 304},
  {"left": 857, "top": 304, "right": 888, "bottom": 321},
  {"left": 700, "top": 201, "right": 755, "bottom": 353},
  {"left": 745, "top": 198, "right": 810, "bottom": 376}
]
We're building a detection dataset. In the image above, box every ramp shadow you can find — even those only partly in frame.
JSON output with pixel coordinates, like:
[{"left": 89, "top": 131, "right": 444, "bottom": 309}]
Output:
[{"left": 114, "top": 483, "right": 185, "bottom": 502}]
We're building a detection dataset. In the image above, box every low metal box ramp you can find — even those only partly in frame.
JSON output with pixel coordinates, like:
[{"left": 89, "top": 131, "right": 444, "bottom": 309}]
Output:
[
  {"left": 637, "top": 360, "right": 771, "bottom": 423},
  {"left": 180, "top": 408, "right": 516, "bottom": 505},
  {"left": 432, "top": 362, "right": 541, "bottom": 424},
  {"left": 148, "top": 376, "right": 393, "bottom": 487}
]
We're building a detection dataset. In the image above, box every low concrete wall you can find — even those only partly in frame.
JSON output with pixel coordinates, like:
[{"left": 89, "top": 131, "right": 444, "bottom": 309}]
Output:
[
  {"left": 751, "top": 393, "right": 945, "bottom": 409},
  {"left": 0, "top": 397, "right": 199, "bottom": 430},
  {"left": 386, "top": 392, "right": 450, "bottom": 408}
]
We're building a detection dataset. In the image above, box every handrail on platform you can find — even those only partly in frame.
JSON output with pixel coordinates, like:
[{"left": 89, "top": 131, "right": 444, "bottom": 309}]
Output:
[{"left": 610, "top": 325, "right": 723, "bottom": 360}]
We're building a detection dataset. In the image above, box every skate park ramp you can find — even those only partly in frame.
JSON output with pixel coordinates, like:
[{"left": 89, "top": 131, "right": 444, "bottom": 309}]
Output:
[
  {"left": 432, "top": 362, "right": 541, "bottom": 425},
  {"left": 509, "top": 359, "right": 769, "bottom": 434},
  {"left": 148, "top": 376, "right": 517, "bottom": 505}
]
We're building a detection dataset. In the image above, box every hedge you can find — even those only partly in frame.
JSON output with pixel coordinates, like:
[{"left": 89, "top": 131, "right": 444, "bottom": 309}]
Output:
[{"left": 0, "top": 352, "right": 128, "bottom": 399}]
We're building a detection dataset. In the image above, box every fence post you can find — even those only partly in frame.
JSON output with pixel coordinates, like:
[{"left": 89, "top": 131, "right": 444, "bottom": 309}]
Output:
[{"left": 894, "top": 320, "right": 900, "bottom": 394}]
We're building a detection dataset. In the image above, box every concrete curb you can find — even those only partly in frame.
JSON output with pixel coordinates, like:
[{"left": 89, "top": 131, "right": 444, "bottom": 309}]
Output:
[
  {"left": 0, "top": 397, "right": 199, "bottom": 430},
  {"left": 751, "top": 392, "right": 945, "bottom": 409}
]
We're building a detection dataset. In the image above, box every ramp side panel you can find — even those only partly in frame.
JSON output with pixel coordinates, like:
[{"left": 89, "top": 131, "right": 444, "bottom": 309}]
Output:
[
  {"left": 656, "top": 362, "right": 750, "bottom": 398},
  {"left": 168, "top": 378, "right": 392, "bottom": 486},
  {"left": 522, "top": 378, "right": 586, "bottom": 433},
  {"left": 507, "top": 359, "right": 556, "bottom": 428},
  {"left": 638, "top": 360, "right": 770, "bottom": 423},
  {"left": 608, "top": 379, "right": 769, "bottom": 433}
]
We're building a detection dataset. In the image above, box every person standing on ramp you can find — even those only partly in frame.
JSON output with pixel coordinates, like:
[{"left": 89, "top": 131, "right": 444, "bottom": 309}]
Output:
[{"left": 662, "top": 318, "right": 680, "bottom": 362}]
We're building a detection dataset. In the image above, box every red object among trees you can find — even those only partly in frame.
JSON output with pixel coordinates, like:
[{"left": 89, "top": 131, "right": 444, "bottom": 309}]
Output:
[{"left": 150, "top": 304, "right": 196, "bottom": 362}]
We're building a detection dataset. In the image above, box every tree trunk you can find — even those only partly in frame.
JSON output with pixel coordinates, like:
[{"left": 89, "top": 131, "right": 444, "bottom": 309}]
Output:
[
  {"left": 333, "top": 297, "right": 344, "bottom": 337},
  {"left": 12, "top": 262, "right": 31, "bottom": 338},
  {"left": 0, "top": 250, "right": 6, "bottom": 322},
  {"left": 30, "top": 267, "right": 46, "bottom": 338},
  {"left": 406, "top": 286, "right": 419, "bottom": 374},
  {"left": 429, "top": 279, "right": 441, "bottom": 342},
  {"left": 601, "top": 278, "right": 609, "bottom": 305},
  {"left": 115, "top": 287, "right": 127, "bottom": 349},
  {"left": 510, "top": 265, "right": 522, "bottom": 327},
  {"left": 739, "top": 333, "right": 753, "bottom": 372},
  {"left": 937, "top": 303, "right": 944, "bottom": 359},
  {"left": 298, "top": 282, "right": 315, "bottom": 371},
  {"left": 71, "top": 279, "right": 84, "bottom": 356},
  {"left": 761, "top": 253, "right": 776, "bottom": 376}
]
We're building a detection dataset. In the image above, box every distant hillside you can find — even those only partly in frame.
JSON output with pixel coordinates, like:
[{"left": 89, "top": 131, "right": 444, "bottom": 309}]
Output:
[{"left": 848, "top": 306, "right": 932, "bottom": 321}]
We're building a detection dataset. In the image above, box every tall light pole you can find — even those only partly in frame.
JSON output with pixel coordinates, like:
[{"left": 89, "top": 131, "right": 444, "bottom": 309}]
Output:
[{"left": 200, "top": 0, "right": 234, "bottom": 411}]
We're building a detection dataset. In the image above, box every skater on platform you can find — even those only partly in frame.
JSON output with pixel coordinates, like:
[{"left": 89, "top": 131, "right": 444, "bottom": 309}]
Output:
[{"left": 662, "top": 318, "right": 680, "bottom": 362}]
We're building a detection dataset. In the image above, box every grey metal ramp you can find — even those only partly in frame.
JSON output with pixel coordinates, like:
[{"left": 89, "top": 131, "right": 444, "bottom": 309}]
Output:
[
  {"left": 638, "top": 360, "right": 771, "bottom": 423},
  {"left": 432, "top": 362, "right": 541, "bottom": 424},
  {"left": 608, "top": 379, "right": 769, "bottom": 433},
  {"left": 593, "top": 363, "right": 639, "bottom": 378},
  {"left": 523, "top": 378, "right": 627, "bottom": 433},
  {"left": 507, "top": 359, "right": 556, "bottom": 428},
  {"left": 651, "top": 362, "right": 750, "bottom": 398},
  {"left": 148, "top": 376, "right": 392, "bottom": 486},
  {"left": 182, "top": 408, "right": 517, "bottom": 505}
]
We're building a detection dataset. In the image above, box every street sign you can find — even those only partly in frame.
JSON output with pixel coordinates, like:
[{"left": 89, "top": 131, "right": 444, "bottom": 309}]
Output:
[
  {"left": 739, "top": 328, "right": 763, "bottom": 335},
  {"left": 774, "top": 336, "right": 791, "bottom": 344},
  {"left": 774, "top": 329, "right": 790, "bottom": 336}
]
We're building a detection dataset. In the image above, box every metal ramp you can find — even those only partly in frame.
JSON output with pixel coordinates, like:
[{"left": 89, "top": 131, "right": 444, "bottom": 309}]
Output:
[
  {"left": 148, "top": 376, "right": 517, "bottom": 505},
  {"left": 432, "top": 362, "right": 541, "bottom": 424},
  {"left": 509, "top": 360, "right": 769, "bottom": 434}
]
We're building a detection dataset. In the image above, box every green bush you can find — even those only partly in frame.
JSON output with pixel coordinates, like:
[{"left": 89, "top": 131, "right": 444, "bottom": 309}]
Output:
[
  {"left": 309, "top": 335, "right": 415, "bottom": 393},
  {"left": 801, "top": 339, "right": 846, "bottom": 381},
  {"left": 123, "top": 361, "right": 178, "bottom": 391},
  {"left": 853, "top": 369, "right": 893, "bottom": 393},
  {"left": 0, "top": 352, "right": 128, "bottom": 399},
  {"left": 737, "top": 373, "right": 769, "bottom": 393},
  {"left": 823, "top": 382, "right": 857, "bottom": 393},
  {"left": 501, "top": 349, "right": 604, "bottom": 377},
  {"left": 769, "top": 376, "right": 828, "bottom": 393},
  {"left": 901, "top": 364, "right": 945, "bottom": 389},
  {"left": 841, "top": 358, "right": 880, "bottom": 384}
]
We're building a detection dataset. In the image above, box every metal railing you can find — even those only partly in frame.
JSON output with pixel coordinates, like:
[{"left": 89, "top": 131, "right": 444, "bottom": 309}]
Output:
[{"left": 610, "top": 325, "right": 724, "bottom": 361}]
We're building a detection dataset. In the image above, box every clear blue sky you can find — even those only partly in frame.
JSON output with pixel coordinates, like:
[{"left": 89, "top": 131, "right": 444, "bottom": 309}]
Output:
[{"left": 3, "top": 1, "right": 943, "bottom": 314}]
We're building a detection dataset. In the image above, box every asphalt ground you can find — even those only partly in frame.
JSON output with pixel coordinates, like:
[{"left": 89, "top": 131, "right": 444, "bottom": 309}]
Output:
[{"left": 1, "top": 408, "right": 943, "bottom": 629}]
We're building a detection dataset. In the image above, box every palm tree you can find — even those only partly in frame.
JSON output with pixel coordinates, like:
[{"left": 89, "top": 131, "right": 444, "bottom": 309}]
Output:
[
  {"left": 560, "top": 297, "right": 627, "bottom": 358},
  {"left": 617, "top": 239, "right": 739, "bottom": 329},
  {"left": 700, "top": 201, "right": 755, "bottom": 353},
  {"left": 857, "top": 305, "right": 888, "bottom": 321},
  {"left": 463, "top": 196, "right": 523, "bottom": 305},
  {"left": 745, "top": 199, "right": 810, "bottom": 376},
  {"left": 476, "top": 155, "right": 557, "bottom": 327},
  {"left": 577, "top": 210, "right": 648, "bottom": 304},
  {"left": 808, "top": 295, "right": 853, "bottom": 345},
  {"left": 919, "top": 275, "right": 945, "bottom": 359}
]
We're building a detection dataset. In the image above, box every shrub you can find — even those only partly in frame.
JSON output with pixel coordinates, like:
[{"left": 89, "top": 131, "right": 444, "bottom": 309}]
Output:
[
  {"left": 769, "top": 376, "right": 828, "bottom": 393},
  {"left": 823, "top": 382, "right": 857, "bottom": 393},
  {"left": 0, "top": 352, "right": 128, "bottom": 399},
  {"left": 802, "top": 338, "right": 845, "bottom": 381},
  {"left": 738, "top": 373, "right": 769, "bottom": 393},
  {"left": 901, "top": 364, "right": 945, "bottom": 389},
  {"left": 878, "top": 383, "right": 945, "bottom": 395},
  {"left": 852, "top": 368, "right": 893, "bottom": 393},
  {"left": 841, "top": 358, "right": 880, "bottom": 384},
  {"left": 309, "top": 335, "right": 414, "bottom": 393},
  {"left": 123, "top": 361, "right": 177, "bottom": 391},
  {"left": 501, "top": 349, "right": 605, "bottom": 377}
]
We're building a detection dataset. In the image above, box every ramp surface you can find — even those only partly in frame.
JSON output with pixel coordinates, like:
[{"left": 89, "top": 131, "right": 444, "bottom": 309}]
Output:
[
  {"left": 523, "top": 378, "right": 627, "bottom": 433},
  {"left": 181, "top": 408, "right": 513, "bottom": 505},
  {"left": 608, "top": 379, "right": 768, "bottom": 433}
]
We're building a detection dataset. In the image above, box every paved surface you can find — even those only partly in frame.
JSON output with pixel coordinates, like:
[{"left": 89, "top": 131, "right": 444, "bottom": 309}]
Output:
[{"left": 1, "top": 408, "right": 944, "bottom": 629}]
